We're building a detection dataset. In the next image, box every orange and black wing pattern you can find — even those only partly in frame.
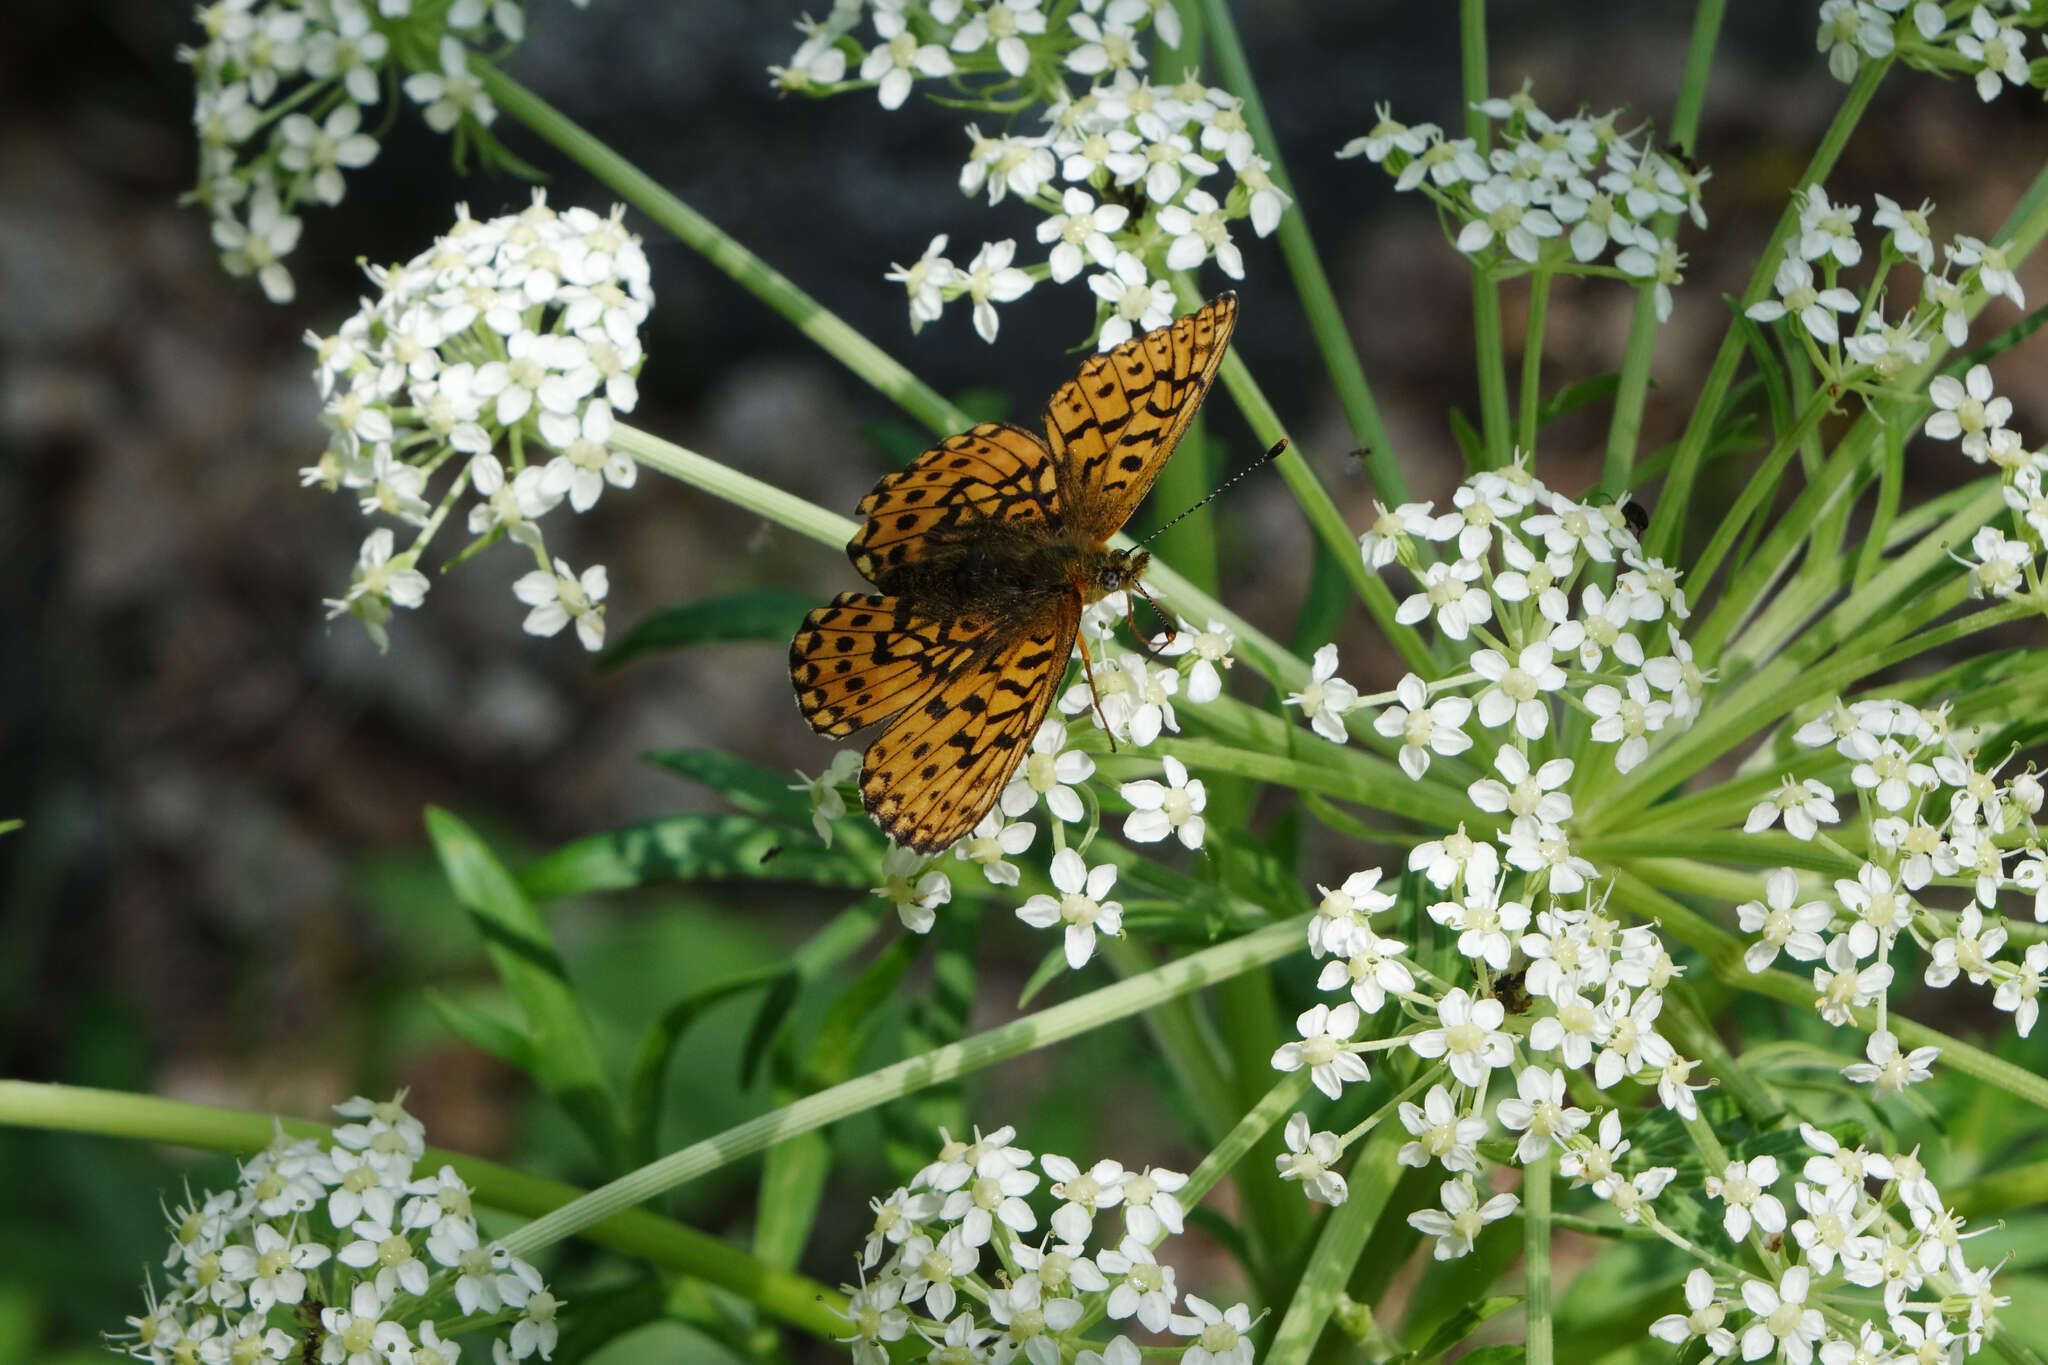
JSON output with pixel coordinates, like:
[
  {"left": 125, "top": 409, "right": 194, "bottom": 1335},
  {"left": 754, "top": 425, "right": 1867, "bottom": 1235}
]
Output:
[
  {"left": 848, "top": 422, "right": 1062, "bottom": 586},
  {"left": 1042, "top": 292, "right": 1237, "bottom": 543},
  {"left": 857, "top": 592, "right": 1081, "bottom": 853}
]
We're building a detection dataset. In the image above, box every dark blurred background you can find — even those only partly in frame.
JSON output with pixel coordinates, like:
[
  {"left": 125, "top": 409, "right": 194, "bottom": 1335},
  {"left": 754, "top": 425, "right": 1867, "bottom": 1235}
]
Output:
[{"left": 4, "top": 2, "right": 2046, "bottom": 1360}]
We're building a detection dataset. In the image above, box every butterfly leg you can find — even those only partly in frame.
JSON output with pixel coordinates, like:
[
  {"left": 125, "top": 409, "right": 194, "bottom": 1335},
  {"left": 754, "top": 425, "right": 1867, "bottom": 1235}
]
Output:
[
  {"left": 1130, "top": 585, "right": 1178, "bottom": 659},
  {"left": 1072, "top": 628, "right": 1119, "bottom": 753}
]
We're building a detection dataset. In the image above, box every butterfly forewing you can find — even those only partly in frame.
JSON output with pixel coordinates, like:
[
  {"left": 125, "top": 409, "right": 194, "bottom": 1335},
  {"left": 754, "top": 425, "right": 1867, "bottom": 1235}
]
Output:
[
  {"left": 849, "top": 422, "right": 1063, "bottom": 585},
  {"left": 859, "top": 593, "right": 1082, "bottom": 853},
  {"left": 1044, "top": 293, "right": 1237, "bottom": 543}
]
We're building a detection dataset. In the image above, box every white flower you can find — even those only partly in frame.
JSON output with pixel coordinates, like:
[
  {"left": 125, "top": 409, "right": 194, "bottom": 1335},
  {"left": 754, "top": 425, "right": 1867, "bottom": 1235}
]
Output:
[
  {"left": 768, "top": 17, "right": 849, "bottom": 93},
  {"left": 1000, "top": 718, "right": 1095, "bottom": 821},
  {"left": 1735, "top": 867, "right": 1831, "bottom": 973},
  {"left": 1954, "top": 5, "right": 2029, "bottom": 101},
  {"left": 1169, "top": 1295, "right": 1256, "bottom": 1365},
  {"left": 1873, "top": 192, "right": 1936, "bottom": 268},
  {"left": 1099, "top": 1237, "right": 1177, "bottom": 1333},
  {"left": 1428, "top": 872, "right": 1529, "bottom": 971},
  {"left": 1744, "top": 254, "right": 1858, "bottom": 345},
  {"left": 1372, "top": 673, "right": 1473, "bottom": 780},
  {"left": 1308, "top": 867, "right": 1396, "bottom": 959},
  {"left": 1284, "top": 643, "right": 1359, "bottom": 743},
  {"left": 1396, "top": 1084, "right": 1486, "bottom": 1174},
  {"left": 1796, "top": 185, "right": 1863, "bottom": 266},
  {"left": 1471, "top": 641, "right": 1566, "bottom": 740},
  {"left": 1358, "top": 499, "right": 1438, "bottom": 568},
  {"left": 278, "top": 102, "right": 379, "bottom": 205},
  {"left": 1408, "top": 1176, "right": 1517, "bottom": 1260},
  {"left": 1498, "top": 1069, "right": 1589, "bottom": 1167},
  {"left": 1841, "top": 1028, "right": 1939, "bottom": 1096},
  {"left": 1406, "top": 987, "right": 1512, "bottom": 1087},
  {"left": 1119, "top": 1163, "right": 1188, "bottom": 1243},
  {"left": 1120, "top": 755, "right": 1206, "bottom": 848},
  {"left": 1089, "top": 251, "right": 1174, "bottom": 350},
  {"left": 1744, "top": 775, "right": 1839, "bottom": 840},
  {"left": 1155, "top": 188, "right": 1242, "bottom": 279},
  {"left": 1964, "top": 524, "right": 2031, "bottom": 598},
  {"left": 860, "top": 10, "right": 954, "bottom": 109},
  {"left": 1817, "top": 0, "right": 1895, "bottom": 82},
  {"left": 949, "top": 0, "right": 1045, "bottom": 78},
  {"left": 953, "top": 810, "right": 1036, "bottom": 886},
  {"left": 1647, "top": 1268, "right": 1734, "bottom": 1357},
  {"left": 1737, "top": 1267, "right": 1822, "bottom": 1365},
  {"left": 1017, "top": 849, "right": 1123, "bottom": 968},
  {"left": 1466, "top": 747, "right": 1574, "bottom": 826},
  {"left": 1394, "top": 556, "right": 1493, "bottom": 640},
  {"left": 1583, "top": 674, "right": 1670, "bottom": 772},
  {"left": 1336, "top": 105, "right": 1434, "bottom": 163},
  {"left": 1949, "top": 232, "right": 2024, "bottom": 307},
  {"left": 885, "top": 234, "right": 957, "bottom": 333},
  {"left": 321, "top": 1281, "right": 410, "bottom": 1365},
  {"left": 1705, "top": 1155, "right": 1786, "bottom": 1242},
  {"left": 212, "top": 186, "right": 302, "bottom": 303},
  {"left": 1065, "top": 11, "right": 1144, "bottom": 77},
  {"left": 1271, "top": 1002, "right": 1369, "bottom": 1100},
  {"left": 957, "top": 239, "right": 1034, "bottom": 343},
  {"left": 403, "top": 36, "right": 496, "bottom": 132},
  {"left": 1455, "top": 174, "right": 1562, "bottom": 264},
  {"left": 1925, "top": 363, "right": 2011, "bottom": 458},
  {"left": 792, "top": 751, "right": 861, "bottom": 845},
  {"left": 512, "top": 557, "right": 608, "bottom": 651},
  {"left": 874, "top": 843, "right": 952, "bottom": 934},
  {"left": 538, "top": 399, "right": 634, "bottom": 512},
  {"left": 1236, "top": 154, "right": 1292, "bottom": 236},
  {"left": 1036, "top": 188, "right": 1128, "bottom": 284},
  {"left": 1149, "top": 618, "right": 1234, "bottom": 702},
  {"left": 1274, "top": 1112, "right": 1347, "bottom": 1205},
  {"left": 959, "top": 127, "right": 1056, "bottom": 205}
]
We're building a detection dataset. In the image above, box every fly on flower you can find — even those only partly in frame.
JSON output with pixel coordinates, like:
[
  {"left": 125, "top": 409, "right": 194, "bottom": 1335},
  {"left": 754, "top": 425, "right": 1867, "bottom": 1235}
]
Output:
[{"left": 790, "top": 295, "right": 1238, "bottom": 852}]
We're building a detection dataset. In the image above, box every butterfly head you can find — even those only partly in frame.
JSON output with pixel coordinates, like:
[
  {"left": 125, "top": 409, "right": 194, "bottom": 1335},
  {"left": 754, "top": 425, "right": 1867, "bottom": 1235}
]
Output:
[{"left": 1080, "top": 546, "right": 1149, "bottom": 603}]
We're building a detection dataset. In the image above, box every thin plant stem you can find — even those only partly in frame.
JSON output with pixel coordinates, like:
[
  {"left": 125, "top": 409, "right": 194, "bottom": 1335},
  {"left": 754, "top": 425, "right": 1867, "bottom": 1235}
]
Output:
[
  {"left": 1197, "top": 0, "right": 1410, "bottom": 505},
  {"left": 479, "top": 69, "right": 970, "bottom": 435},
  {"left": 1518, "top": 267, "right": 1553, "bottom": 457},
  {"left": 1523, "top": 1148, "right": 1554, "bottom": 1365},
  {"left": 1460, "top": 0, "right": 1509, "bottom": 468}
]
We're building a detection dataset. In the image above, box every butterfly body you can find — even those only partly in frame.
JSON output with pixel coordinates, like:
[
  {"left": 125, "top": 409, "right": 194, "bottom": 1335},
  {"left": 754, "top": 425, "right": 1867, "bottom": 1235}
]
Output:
[{"left": 791, "top": 295, "right": 1237, "bottom": 853}]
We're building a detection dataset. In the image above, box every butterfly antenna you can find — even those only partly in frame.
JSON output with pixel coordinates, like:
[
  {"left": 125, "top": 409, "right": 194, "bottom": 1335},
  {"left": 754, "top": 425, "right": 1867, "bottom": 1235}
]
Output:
[{"left": 1140, "top": 438, "right": 1289, "bottom": 546}]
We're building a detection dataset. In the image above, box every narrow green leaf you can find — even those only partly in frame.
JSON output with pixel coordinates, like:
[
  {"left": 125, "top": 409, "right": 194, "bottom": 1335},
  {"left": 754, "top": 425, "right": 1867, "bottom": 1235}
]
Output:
[
  {"left": 599, "top": 588, "right": 818, "bottom": 671},
  {"left": 426, "top": 807, "right": 625, "bottom": 1168},
  {"left": 1017, "top": 944, "right": 1072, "bottom": 1010},
  {"left": 1290, "top": 542, "right": 1350, "bottom": 656},
  {"left": 644, "top": 748, "right": 817, "bottom": 822},
  {"left": 627, "top": 961, "right": 788, "bottom": 1165},
  {"left": 755, "top": 1128, "right": 830, "bottom": 1271},
  {"left": 424, "top": 988, "right": 536, "bottom": 1073},
  {"left": 1535, "top": 371, "right": 1622, "bottom": 428},
  {"left": 807, "top": 933, "right": 921, "bottom": 1085},
  {"left": 518, "top": 814, "right": 879, "bottom": 900},
  {"left": 1448, "top": 406, "right": 1485, "bottom": 467},
  {"left": 1402, "top": 1296, "right": 1521, "bottom": 1364}
]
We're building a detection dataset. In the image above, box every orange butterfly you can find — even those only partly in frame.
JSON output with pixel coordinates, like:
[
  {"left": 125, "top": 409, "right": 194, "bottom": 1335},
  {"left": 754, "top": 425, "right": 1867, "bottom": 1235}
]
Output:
[{"left": 790, "top": 293, "right": 1239, "bottom": 853}]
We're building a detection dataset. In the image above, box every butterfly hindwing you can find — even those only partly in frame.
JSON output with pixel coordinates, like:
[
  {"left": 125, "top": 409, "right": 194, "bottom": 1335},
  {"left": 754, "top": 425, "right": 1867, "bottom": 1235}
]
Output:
[
  {"left": 791, "top": 593, "right": 998, "bottom": 738},
  {"left": 860, "top": 592, "right": 1082, "bottom": 853},
  {"left": 1043, "top": 292, "right": 1237, "bottom": 543},
  {"left": 849, "top": 422, "right": 1063, "bottom": 585}
]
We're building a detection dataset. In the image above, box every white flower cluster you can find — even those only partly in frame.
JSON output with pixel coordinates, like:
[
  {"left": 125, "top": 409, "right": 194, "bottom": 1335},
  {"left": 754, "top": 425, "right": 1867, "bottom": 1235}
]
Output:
[
  {"left": 1739, "top": 695, "right": 2048, "bottom": 1060},
  {"left": 1649, "top": 1126, "right": 2005, "bottom": 1362},
  {"left": 796, "top": 608, "right": 1234, "bottom": 962},
  {"left": 772, "top": 1, "right": 1291, "bottom": 346},
  {"left": 303, "top": 194, "right": 653, "bottom": 651},
  {"left": 840, "top": 1125, "right": 1258, "bottom": 1365},
  {"left": 1261, "top": 464, "right": 1704, "bottom": 1222},
  {"left": 180, "top": 0, "right": 527, "bottom": 304},
  {"left": 1819, "top": 0, "right": 2046, "bottom": 101},
  {"left": 1339, "top": 88, "right": 1707, "bottom": 321},
  {"left": 113, "top": 1094, "right": 560, "bottom": 1365},
  {"left": 1744, "top": 186, "right": 2026, "bottom": 377}
]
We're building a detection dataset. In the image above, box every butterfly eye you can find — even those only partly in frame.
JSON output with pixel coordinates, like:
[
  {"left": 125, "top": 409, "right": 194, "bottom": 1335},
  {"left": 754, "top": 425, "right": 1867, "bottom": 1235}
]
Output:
[{"left": 1102, "top": 567, "right": 1125, "bottom": 591}]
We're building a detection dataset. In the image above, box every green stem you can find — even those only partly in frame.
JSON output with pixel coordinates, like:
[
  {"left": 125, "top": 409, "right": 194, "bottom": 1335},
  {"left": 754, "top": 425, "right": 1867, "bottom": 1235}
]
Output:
[
  {"left": 1183, "top": 1072, "right": 1314, "bottom": 1212},
  {"left": 476, "top": 66, "right": 969, "bottom": 436},
  {"left": 1460, "top": 0, "right": 1508, "bottom": 468},
  {"left": 1197, "top": 0, "right": 1409, "bottom": 504},
  {"left": 0, "top": 1081, "right": 849, "bottom": 1340},
  {"left": 1213, "top": 351, "right": 1437, "bottom": 677},
  {"left": 498, "top": 918, "right": 1307, "bottom": 1259},
  {"left": 1518, "top": 268, "right": 1553, "bottom": 457},
  {"left": 1522, "top": 1148, "right": 1554, "bottom": 1365},
  {"left": 1100, "top": 933, "right": 1237, "bottom": 1142},
  {"left": 1260, "top": 1122, "right": 1407, "bottom": 1365},
  {"left": 1669, "top": 0, "right": 1726, "bottom": 150},
  {"left": 1646, "top": 57, "right": 1887, "bottom": 562},
  {"left": 1601, "top": 287, "right": 1662, "bottom": 496}
]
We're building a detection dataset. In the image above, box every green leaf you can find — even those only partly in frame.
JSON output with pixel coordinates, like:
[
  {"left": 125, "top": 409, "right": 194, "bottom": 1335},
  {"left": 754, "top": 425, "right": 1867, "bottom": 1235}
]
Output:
[
  {"left": 1448, "top": 406, "right": 1484, "bottom": 467},
  {"left": 599, "top": 588, "right": 817, "bottom": 672},
  {"left": 426, "top": 807, "right": 625, "bottom": 1168},
  {"left": 1017, "top": 943, "right": 1072, "bottom": 1010},
  {"left": 518, "top": 814, "right": 879, "bottom": 900},
  {"left": 627, "top": 961, "right": 789, "bottom": 1165},
  {"left": 424, "top": 987, "right": 536, "bottom": 1072},
  {"left": 1536, "top": 371, "right": 1622, "bottom": 428},
  {"left": 755, "top": 1128, "right": 830, "bottom": 1271},
  {"left": 1289, "top": 542, "right": 1350, "bottom": 658},
  {"left": 644, "top": 748, "right": 815, "bottom": 822},
  {"left": 807, "top": 932, "right": 921, "bottom": 1085},
  {"left": 545, "top": 1275, "right": 667, "bottom": 1365}
]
